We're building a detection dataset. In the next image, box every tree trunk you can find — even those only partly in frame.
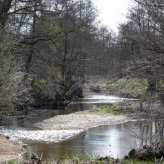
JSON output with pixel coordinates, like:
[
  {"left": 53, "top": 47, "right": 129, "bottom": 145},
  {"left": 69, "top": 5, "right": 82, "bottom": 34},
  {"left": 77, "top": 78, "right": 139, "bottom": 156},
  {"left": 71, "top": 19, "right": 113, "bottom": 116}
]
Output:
[
  {"left": 147, "top": 79, "right": 157, "bottom": 91},
  {"left": 25, "top": 0, "right": 38, "bottom": 73}
]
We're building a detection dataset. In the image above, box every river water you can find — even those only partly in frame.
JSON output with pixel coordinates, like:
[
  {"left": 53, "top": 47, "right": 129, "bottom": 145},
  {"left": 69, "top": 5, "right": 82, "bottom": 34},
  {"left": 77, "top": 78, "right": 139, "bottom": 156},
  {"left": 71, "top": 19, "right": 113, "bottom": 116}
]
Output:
[{"left": 0, "top": 93, "right": 163, "bottom": 160}]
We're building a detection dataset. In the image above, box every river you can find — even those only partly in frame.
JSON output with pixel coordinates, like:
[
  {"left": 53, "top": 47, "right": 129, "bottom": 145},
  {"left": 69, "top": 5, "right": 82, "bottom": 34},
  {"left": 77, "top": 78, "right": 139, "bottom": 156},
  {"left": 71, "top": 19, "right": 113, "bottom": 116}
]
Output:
[{"left": 0, "top": 93, "right": 163, "bottom": 160}]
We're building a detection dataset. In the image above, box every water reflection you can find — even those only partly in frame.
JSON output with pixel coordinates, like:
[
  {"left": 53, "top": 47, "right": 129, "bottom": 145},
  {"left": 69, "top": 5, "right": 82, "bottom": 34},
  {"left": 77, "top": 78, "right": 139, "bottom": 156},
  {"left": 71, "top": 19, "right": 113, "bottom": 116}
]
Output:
[
  {"left": 76, "top": 93, "right": 131, "bottom": 104},
  {"left": 126, "top": 121, "right": 164, "bottom": 147},
  {"left": 0, "top": 103, "right": 90, "bottom": 130},
  {"left": 25, "top": 121, "right": 164, "bottom": 159},
  {"left": 0, "top": 93, "right": 163, "bottom": 160},
  {"left": 1, "top": 93, "right": 127, "bottom": 129}
]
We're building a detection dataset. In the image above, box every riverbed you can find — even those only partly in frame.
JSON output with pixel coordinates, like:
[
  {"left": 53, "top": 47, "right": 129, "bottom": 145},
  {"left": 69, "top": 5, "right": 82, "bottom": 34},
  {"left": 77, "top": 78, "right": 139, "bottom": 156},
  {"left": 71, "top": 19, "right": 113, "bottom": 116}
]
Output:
[{"left": 0, "top": 93, "right": 163, "bottom": 161}]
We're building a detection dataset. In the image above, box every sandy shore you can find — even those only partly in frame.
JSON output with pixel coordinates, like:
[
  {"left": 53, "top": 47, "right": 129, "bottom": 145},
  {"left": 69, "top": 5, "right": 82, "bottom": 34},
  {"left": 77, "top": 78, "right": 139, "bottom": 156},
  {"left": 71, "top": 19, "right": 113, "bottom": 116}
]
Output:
[
  {"left": 0, "top": 129, "right": 84, "bottom": 143},
  {"left": 0, "top": 136, "right": 24, "bottom": 163},
  {"left": 0, "top": 109, "right": 137, "bottom": 162},
  {"left": 36, "top": 110, "right": 134, "bottom": 132},
  {"left": 0, "top": 110, "right": 136, "bottom": 145}
]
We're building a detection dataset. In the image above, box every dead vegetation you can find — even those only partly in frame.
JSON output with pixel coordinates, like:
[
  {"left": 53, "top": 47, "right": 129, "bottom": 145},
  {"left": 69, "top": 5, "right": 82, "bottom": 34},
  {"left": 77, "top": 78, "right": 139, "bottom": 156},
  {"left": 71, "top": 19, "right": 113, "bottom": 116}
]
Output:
[{"left": 126, "top": 145, "right": 164, "bottom": 162}]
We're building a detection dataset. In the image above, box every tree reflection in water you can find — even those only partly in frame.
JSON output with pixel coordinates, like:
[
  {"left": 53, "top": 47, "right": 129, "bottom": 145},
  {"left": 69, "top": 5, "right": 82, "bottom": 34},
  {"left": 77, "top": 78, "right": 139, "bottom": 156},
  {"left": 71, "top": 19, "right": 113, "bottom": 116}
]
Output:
[{"left": 125, "top": 121, "right": 164, "bottom": 147}]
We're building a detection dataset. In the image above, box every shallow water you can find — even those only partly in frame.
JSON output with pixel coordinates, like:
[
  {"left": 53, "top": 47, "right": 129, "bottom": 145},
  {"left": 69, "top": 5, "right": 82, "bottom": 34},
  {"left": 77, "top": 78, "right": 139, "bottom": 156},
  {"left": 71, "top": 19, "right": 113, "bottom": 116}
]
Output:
[
  {"left": 0, "top": 93, "right": 163, "bottom": 160},
  {"left": 1, "top": 93, "right": 129, "bottom": 130},
  {"left": 23, "top": 121, "right": 163, "bottom": 159},
  {"left": 76, "top": 93, "right": 132, "bottom": 104}
]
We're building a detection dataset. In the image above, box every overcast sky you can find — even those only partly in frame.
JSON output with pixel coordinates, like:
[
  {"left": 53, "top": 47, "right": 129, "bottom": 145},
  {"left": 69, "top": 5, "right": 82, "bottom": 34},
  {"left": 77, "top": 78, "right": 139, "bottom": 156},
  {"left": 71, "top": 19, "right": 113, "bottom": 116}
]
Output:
[{"left": 92, "top": 0, "right": 132, "bottom": 32}]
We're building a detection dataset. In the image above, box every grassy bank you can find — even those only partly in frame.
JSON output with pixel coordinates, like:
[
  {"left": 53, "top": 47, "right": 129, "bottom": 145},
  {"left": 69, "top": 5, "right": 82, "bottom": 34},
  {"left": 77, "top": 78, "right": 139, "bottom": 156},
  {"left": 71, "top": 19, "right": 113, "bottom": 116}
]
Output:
[
  {"left": 106, "top": 78, "right": 148, "bottom": 98},
  {"left": 98, "top": 103, "right": 134, "bottom": 115},
  {"left": 9, "top": 154, "right": 163, "bottom": 164},
  {"left": 53, "top": 155, "right": 164, "bottom": 164},
  {"left": 53, "top": 154, "right": 163, "bottom": 164}
]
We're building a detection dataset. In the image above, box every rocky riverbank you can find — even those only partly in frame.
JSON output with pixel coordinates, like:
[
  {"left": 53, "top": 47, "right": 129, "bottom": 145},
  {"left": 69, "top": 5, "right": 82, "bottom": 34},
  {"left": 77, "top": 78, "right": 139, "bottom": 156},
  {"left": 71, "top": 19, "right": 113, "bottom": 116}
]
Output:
[
  {"left": 0, "top": 136, "right": 25, "bottom": 163},
  {"left": 0, "top": 109, "right": 136, "bottom": 144},
  {"left": 35, "top": 109, "right": 134, "bottom": 131},
  {"left": 0, "top": 108, "right": 136, "bottom": 163}
]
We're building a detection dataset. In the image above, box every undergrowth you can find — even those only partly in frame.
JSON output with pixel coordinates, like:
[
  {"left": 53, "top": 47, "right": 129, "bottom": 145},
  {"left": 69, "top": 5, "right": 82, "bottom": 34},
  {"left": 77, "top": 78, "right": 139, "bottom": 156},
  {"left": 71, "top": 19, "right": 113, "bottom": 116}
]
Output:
[
  {"left": 98, "top": 103, "right": 133, "bottom": 115},
  {"left": 107, "top": 78, "right": 148, "bottom": 98}
]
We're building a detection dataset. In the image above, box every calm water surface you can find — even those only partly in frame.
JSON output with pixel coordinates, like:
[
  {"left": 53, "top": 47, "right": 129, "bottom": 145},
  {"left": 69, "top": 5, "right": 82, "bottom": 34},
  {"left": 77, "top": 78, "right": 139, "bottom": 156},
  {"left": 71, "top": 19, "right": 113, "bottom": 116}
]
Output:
[
  {"left": 25, "top": 121, "right": 163, "bottom": 159},
  {"left": 0, "top": 93, "right": 163, "bottom": 159}
]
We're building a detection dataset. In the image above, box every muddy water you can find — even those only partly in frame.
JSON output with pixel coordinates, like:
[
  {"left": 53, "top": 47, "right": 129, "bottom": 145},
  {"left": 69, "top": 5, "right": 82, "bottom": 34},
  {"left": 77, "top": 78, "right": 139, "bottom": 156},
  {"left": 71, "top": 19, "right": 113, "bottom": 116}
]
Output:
[{"left": 0, "top": 93, "right": 163, "bottom": 160}]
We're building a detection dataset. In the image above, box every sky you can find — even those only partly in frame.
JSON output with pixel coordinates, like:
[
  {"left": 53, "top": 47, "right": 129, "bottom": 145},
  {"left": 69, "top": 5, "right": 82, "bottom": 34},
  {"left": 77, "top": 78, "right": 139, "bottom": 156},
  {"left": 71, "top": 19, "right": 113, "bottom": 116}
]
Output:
[{"left": 92, "top": 0, "right": 132, "bottom": 32}]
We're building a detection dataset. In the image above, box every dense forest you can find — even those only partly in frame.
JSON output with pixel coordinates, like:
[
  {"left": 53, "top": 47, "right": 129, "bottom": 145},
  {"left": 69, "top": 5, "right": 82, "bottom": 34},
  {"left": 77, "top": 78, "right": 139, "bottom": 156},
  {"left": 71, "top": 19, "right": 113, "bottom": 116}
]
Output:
[
  {"left": 0, "top": 0, "right": 164, "bottom": 163},
  {"left": 0, "top": 0, "right": 164, "bottom": 111},
  {"left": 0, "top": 0, "right": 97, "bottom": 109},
  {"left": 0, "top": 0, "right": 163, "bottom": 111},
  {"left": 0, "top": 0, "right": 121, "bottom": 109}
]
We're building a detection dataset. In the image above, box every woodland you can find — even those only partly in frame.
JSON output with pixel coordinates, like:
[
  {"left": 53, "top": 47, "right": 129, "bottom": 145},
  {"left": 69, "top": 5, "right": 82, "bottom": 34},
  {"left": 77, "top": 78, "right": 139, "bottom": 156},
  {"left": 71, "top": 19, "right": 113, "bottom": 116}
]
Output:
[
  {"left": 0, "top": 0, "right": 163, "bottom": 109},
  {"left": 0, "top": 0, "right": 164, "bottom": 163}
]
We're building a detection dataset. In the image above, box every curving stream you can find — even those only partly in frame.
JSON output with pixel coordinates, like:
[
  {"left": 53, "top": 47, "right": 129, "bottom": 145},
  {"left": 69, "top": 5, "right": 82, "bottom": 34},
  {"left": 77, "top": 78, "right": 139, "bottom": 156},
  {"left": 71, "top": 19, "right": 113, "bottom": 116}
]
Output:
[{"left": 0, "top": 93, "right": 163, "bottom": 160}]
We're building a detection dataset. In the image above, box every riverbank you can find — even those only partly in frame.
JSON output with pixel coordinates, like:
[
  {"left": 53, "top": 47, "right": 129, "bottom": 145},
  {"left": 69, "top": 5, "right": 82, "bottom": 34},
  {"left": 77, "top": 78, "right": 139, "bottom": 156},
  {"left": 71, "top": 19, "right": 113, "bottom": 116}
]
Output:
[
  {"left": 106, "top": 78, "right": 148, "bottom": 98},
  {"left": 0, "top": 136, "right": 24, "bottom": 163},
  {"left": 0, "top": 109, "right": 135, "bottom": 144},
  {"left": 35, "top": 109, "right": 135, "bottom": 131},
  {"left": 0, "top": 106, "right": 163, "bottom": 163},
  {"left": 88, "top": 78, "right": 148, "bottom": 98},
  {"left": 44, "top": 154, "right": 164, "bottom": 164},
  {"left": 0, "top": 107, "right": 138, "bottom": 163},
  {"left": 0, "top": 91, "right": 163, "bottom": 163}
]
